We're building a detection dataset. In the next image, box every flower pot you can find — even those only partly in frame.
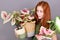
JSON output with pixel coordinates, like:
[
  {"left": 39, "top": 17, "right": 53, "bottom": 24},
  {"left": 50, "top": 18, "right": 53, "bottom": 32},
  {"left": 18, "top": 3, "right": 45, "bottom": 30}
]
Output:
[
  {"left": 22, "top": 21, "right": 35, "bottom": 37},
  {"left": 41, "top": 36, "right": 52, "bottom": 40},
  {"left": 35, "top": 35, "right": 52, "bottom": 40},
  {"left": 52, "top": 33, "right": 57, "bottom": 40},
  {"left": 42, "top": 33, "right": 57, "bottom": 40},
  {"left": 41, "top": 34, "right": 57, "bottom": 40},
  {"left": 14, "top": 27, "right": 26, "bottom": 39}
]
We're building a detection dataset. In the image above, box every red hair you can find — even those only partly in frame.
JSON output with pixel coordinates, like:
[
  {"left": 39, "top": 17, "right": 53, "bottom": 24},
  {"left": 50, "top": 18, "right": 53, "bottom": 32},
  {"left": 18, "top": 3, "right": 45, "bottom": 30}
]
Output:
[{"left": 34, "top": 1, "right": 51, "bottom": 29}]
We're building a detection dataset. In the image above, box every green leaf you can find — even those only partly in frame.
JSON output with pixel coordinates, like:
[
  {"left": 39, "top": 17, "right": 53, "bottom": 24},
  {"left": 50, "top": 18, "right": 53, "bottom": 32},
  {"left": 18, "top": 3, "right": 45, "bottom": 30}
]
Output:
[{"left": 16, "top": 17, "right": 23, "bottom": 21}]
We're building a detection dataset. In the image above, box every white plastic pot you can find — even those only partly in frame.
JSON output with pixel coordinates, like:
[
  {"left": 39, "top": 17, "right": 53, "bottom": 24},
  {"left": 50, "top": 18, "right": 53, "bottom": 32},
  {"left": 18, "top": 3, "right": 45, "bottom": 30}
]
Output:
[{"left": 14, "top": 27, "right": 26, "bottom": 39}]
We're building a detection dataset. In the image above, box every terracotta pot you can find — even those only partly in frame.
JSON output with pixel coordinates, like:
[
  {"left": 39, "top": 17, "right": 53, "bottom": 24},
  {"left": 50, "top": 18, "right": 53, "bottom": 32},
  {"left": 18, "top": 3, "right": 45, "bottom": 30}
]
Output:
[
  {"left": 21, "top": 21, "right": 35, "bottom": 37},
  {"left": 14, "top": 27, "right": 26, "bottom": 39}
]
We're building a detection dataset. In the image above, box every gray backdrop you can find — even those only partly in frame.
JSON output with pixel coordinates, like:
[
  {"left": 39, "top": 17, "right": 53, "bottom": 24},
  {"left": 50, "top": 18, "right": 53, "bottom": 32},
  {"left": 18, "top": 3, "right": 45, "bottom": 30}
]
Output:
[{"left": 0, "top": 0, "right": 60, "bottom": 40}]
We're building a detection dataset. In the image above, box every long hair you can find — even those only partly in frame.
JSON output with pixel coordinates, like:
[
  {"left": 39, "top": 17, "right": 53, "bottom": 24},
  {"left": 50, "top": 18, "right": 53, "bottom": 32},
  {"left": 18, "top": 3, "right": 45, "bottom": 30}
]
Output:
[{"left": 34, "top": 1, "right": 51, "bottom": 29}]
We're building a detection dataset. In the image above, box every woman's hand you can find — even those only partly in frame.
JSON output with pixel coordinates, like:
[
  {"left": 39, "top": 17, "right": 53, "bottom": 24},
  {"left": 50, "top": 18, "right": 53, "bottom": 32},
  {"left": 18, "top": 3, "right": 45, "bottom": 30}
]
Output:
[{"left": 35, "top": 34, "right": 43, "bottom": 40}]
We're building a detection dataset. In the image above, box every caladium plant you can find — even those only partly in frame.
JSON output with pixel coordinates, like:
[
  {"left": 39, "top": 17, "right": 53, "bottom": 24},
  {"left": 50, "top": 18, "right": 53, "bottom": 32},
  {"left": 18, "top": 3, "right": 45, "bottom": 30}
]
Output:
[
  {"left": 47, "top": 16, "right": 60, "bottom": 33},
  {"left": 1, "top": 8, "right": 35, "bottom": 30},
  {"left": 35, "top": 26, "right": 54, "bottom": 40}
]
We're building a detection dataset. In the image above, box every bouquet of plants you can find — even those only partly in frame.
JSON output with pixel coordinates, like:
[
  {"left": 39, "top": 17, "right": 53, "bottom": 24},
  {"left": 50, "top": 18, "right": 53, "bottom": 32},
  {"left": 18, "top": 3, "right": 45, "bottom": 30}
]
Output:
[
  {"left": 1, "top": 8, "right": 35, "bottom": 39},
  {"left": 1, "top": 8, "right": 35, "bottom": 29}
]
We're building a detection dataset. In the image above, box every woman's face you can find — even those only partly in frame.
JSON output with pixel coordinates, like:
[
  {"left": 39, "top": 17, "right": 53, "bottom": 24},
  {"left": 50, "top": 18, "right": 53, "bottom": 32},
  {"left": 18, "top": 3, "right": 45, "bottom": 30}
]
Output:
[{"left": 37, "top": 6, "right": 44, "bottom": 19}]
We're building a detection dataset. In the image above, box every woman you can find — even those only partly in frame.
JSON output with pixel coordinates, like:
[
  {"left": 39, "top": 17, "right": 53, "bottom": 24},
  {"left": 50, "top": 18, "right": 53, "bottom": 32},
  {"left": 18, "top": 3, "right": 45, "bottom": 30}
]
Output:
[{"left": 32, "top": 1, "right": 51, "bottom": 40}]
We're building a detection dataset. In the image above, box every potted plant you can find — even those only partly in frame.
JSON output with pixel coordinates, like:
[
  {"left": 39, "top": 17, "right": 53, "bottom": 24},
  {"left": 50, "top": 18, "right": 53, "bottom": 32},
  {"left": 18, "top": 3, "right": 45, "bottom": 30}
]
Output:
[
  {"left": 1, "top": 11, "right": 26, "bottom": 39},
  {"left": 20, "top": 8, "right": 35, "bottom": 37},
  {"left": 46, "top": 16, "right": 60, "bottom": 40},
  {"left": 1, "top": 8, "right": 35, "bottom": 38},
  {"left": 35, "top": 26, "right": 56, "bottom": 40}
]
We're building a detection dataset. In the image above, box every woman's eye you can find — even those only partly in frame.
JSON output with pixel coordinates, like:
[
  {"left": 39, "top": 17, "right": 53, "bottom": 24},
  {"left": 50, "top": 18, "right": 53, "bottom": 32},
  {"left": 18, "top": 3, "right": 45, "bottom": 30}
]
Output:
[{"left": 37, "top": 10, "right": 43, "bottom": 13}]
